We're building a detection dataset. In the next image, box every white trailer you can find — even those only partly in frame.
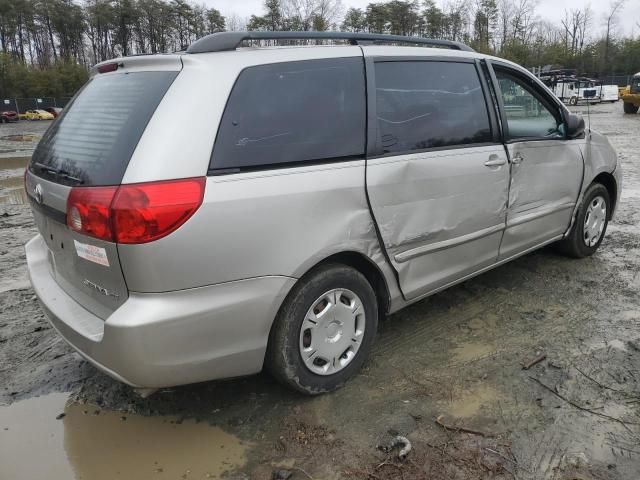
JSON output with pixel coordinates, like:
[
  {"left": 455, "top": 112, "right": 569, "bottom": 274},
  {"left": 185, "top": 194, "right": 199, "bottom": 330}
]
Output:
[
  {"left": 551, "top": 79, "right": 601, "bottom": 105},
  {"left": 600, "top": 85, "right": 619, "bottom": 102}
]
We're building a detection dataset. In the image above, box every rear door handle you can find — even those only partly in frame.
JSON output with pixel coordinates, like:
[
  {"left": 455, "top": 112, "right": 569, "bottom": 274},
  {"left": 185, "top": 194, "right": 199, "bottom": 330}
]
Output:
[{"left": 484, "top": 156, "right": 506, "bottom": 167}]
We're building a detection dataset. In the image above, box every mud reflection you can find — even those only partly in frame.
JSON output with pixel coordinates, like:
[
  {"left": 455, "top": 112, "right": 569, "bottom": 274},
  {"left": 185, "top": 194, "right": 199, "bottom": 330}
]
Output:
[
  {"left": 0, "top": 157, "right": 29, "bottom": 205},
  {"left": 1, "top": 134, "right": 39, "bottom": 142},
  {"left": 0, "top": 393, "right": 248, "bottom": 480},
  {"left": 0, "top": 175, "right": 27, "bottom": 205}
]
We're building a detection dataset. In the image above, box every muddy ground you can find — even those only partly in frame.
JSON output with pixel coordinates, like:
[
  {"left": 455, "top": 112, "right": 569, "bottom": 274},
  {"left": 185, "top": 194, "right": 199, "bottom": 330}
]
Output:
[{"left": 1, "top": 103, "right": 639, "bottom": 480}]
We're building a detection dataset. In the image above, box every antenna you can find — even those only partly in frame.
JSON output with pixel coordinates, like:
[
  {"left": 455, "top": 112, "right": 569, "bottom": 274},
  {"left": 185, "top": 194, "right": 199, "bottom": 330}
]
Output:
[{"left": 583, "top": 88, "right": 597, "bottom": 135}]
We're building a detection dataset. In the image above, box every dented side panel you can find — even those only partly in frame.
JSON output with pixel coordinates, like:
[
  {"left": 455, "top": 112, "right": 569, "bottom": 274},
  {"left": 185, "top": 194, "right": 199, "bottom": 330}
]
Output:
[
  {"left": 366, "top": 145, "right": 510, "bottom": 300},
  {"left": 118, "top": 160, "right": 398, "bottom": 296},
  {"left": 500, "top": 140, "right": 583, "bottom": 259}
]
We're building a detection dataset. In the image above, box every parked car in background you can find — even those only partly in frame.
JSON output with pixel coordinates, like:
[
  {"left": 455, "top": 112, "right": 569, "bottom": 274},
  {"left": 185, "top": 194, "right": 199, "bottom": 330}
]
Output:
[
  {"left": 23, "top": 109, "right": 55, "bottom": 120},
  {"left": 44, "top": 107, "right": 63, "bottom": 118},
  {"left": 25, "top": 31, "right": 622, "bottom": 395},
  {"left": 600, "top": 85, "right": 619, "bottom": 102},
  {"left": 0, "top": 110, "right": 19, "bottom": 123}
]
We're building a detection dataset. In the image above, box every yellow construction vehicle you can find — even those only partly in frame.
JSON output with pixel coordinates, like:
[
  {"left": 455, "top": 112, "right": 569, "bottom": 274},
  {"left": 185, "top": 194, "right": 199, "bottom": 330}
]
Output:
[{"left": 621, "top": 72, "right": 640, "bottom": 114}]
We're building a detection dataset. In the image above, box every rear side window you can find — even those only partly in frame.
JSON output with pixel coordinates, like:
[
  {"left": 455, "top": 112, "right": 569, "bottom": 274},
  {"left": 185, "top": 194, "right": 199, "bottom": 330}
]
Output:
[
  {"left": 30, "top": 71, "right": 178, "bottom": 186},
  {"left": 374, "top": 61, "right": 492, "bottom": 154},
  {"left": 210, "top": 58, "right": 365, "bottom": 172}
]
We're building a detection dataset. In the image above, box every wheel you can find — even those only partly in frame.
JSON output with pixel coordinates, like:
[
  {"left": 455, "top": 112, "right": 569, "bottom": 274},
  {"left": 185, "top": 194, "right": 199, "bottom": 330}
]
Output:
[
  {"left": 555, "top": 183, "right": 610, "bottom": 258},
  {"left": 623, "top": 102, "right": 639, "bottom": 114},
  {"left": 266, "top": 263, "right": 378, "bottom": 394},
  {"left": 569, "top": 97, "right": 578, "bottom": 106}
]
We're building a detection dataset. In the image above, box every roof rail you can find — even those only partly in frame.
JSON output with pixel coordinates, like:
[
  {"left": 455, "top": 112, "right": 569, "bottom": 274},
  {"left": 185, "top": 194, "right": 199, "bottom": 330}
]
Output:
[{"left": 186, "top": 31, "right": 475, "bottom": 54}]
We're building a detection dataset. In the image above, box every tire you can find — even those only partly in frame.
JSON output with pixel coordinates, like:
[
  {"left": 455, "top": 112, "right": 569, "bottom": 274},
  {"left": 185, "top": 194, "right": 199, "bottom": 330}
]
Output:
[
  {"left": 266, "top": 263, "right": 378, "bottom": 395},
  {"left": 555, "top": 183, "right": 610, "bottom": 258},
  {"left": 569, "top": 97, "right": 578, "bottom": 106},
  {"left": 623, "top": 102, "right": 639, "bottom": 114}
]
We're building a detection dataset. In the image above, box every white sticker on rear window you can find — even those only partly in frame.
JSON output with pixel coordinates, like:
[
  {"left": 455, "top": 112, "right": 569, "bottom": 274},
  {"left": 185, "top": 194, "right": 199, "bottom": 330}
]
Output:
[{"left": 74, "top": 240, "right": 109, "bottom": 267}]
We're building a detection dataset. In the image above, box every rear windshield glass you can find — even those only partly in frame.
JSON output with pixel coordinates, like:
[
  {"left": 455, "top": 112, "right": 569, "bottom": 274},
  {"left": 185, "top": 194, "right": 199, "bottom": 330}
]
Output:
[
  {"left": 30, "top": 71, "right": 178, "bottom": 186},
  {"left": 210, "top": 57, "right": 366, "bottom": 172}
]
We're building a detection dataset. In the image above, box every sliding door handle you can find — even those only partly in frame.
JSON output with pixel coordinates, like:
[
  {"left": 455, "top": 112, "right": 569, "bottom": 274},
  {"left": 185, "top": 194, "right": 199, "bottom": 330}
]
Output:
[{"left": 511, "top": 153, "right": 524, "bottom": 165}]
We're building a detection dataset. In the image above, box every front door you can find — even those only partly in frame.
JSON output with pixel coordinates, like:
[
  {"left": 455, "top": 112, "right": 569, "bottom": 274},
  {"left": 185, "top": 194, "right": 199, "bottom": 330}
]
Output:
[
  {"left": 490, "top": 64, "right": 584, "bottom": 259},
  {"left": 365, "top": 59, "right": 509, "bottom": 300}
]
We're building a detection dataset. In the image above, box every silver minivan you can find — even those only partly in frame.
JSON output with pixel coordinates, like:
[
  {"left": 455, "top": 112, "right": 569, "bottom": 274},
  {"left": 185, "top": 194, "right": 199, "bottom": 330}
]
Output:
[{"left": 25, "top": 32, "right": 621, "bottom": 394}]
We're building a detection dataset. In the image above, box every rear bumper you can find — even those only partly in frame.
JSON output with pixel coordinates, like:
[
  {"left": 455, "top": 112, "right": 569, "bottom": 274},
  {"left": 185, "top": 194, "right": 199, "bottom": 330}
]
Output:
[{"left": 26, "top": 234, "right": 295, "bottom": 388}]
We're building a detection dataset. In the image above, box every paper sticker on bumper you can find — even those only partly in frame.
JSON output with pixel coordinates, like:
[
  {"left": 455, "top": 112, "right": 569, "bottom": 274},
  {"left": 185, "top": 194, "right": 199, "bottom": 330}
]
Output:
[{"left": 74, "top": 240, "right": 110, "bottom": 267}]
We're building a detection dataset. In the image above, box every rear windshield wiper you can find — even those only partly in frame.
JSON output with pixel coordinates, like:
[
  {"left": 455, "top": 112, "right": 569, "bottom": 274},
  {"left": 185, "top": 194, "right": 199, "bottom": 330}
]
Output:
[{"left": 33, "top": 162, "right": 84, "bottom": 184}]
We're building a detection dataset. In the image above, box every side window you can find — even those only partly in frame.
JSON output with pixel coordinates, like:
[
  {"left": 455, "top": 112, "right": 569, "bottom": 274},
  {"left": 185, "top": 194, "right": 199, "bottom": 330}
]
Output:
[
  {"left": 210, "top": 57, "right": 365, "bottom": 171},
  {"left": 494, "top": 69, "right": 562, "bottom": 139},
  {"left": 374, "top": 61, "right": 492, "bottom": 154}
]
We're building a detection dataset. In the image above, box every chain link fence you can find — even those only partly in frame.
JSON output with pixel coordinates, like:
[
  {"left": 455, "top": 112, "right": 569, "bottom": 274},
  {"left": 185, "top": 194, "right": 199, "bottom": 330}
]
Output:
[{"left": 1, "top": 97, "right": 72, "bottom": 114}]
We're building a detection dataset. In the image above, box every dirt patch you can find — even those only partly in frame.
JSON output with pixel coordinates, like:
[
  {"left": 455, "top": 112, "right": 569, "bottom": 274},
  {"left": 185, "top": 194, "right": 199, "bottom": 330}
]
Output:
[{"left": 444, "top": 384, "right": 501, "bottom": 418}]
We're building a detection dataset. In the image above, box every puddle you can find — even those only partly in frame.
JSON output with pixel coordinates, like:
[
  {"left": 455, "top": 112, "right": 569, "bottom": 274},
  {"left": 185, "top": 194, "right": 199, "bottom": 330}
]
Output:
[
  {"left": 0, "top": 156, "right": 29, "bottom": 169},
  {"left": 0, "top": 393, "right": 249, "bottom": 480},
  {"left": 0, "top": 134, "right": 39, "bottom": 142},
  {"left": 451, "top": 341, "right": 496, "bottom": 363},
  {"left": 0, "top": 158, "right": 29, "bottom": 205},
  {"left": 445, "top": 384, "right": 500, "bottom": 418},
  {"left": 0, "top": 175, "right": 27, "bottom": 205}
]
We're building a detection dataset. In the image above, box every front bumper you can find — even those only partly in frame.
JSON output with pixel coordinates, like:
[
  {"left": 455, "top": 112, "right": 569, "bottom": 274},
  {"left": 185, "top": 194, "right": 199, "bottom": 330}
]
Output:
[
  {"left": 26, "top": 234, "right": 295, "bottom": 388},
  {"left": 621, "top": 93, "right": 640, "bottom": 105}
]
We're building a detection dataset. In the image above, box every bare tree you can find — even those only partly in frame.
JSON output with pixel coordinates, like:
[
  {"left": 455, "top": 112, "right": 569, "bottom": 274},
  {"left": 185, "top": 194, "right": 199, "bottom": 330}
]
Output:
[
  {"left": 561, "top": 9, "right": 585, "bottom": 55},
  {"left": 604, "top": 0, "right": 625, "bottom": 62},
  {"left": 225, "top": 13, "right": 247, "bottom": 32},
  {"left": 497, "top": 0, "right": 514, "bottom": 50},
  {"left": 511, "top": 0, "right": 537, "bottom": 43}
]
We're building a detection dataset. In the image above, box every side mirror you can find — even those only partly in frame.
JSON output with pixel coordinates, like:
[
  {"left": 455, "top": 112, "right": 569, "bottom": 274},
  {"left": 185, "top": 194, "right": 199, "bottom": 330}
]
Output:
[{"left": 565, "top": 113, "right": 585, "bottom": 139}]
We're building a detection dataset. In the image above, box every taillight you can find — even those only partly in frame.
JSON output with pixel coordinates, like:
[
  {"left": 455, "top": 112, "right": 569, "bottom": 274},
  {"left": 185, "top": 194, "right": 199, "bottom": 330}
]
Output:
[
  {"left": 112, "top": 178, "right": 205, "bottom": 244},
  {"left": 67, "top": 186, "right": 117, "bottom": 241},
  {"left": 66, "top": 178, "right": 205, "bottom": 244}
]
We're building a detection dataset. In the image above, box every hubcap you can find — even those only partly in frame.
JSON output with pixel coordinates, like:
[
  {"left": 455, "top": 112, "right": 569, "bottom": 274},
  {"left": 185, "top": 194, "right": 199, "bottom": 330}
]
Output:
[
  {"left": 299, "top": 289, "right": 366, "bottom": 376},
  {"left": 583, "top": 195, "right": 607, "bottom": 247}
]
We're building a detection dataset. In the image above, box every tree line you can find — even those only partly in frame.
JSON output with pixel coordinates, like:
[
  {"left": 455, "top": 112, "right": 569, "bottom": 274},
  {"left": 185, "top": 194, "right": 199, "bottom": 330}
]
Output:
[{"left": 0, "top": 0, "right": 639, "bottom": 99}]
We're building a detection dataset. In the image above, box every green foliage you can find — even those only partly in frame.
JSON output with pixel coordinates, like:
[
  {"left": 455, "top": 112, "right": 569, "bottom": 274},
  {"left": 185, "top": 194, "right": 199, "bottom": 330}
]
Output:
[
  {"left": 0, "top": 0, "right": 639, "bottom": 98},
  {"left": 0, "top": 53, "right": 87, "bottom": 97}
]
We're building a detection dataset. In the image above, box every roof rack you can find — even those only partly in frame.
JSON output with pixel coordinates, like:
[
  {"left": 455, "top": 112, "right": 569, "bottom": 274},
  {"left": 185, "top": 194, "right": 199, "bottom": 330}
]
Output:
[{"left": 186, "top": 31, "right": 475, "bottom": 54}]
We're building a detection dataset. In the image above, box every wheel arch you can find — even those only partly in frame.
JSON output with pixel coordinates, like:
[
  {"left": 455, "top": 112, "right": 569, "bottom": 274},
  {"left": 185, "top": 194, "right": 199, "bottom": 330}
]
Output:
[
  {"left": 283, "top": 251, "right": 391, "bottom": 320},
  {"left": 592, "top": 172, "right": 617, "bottom": 219}
]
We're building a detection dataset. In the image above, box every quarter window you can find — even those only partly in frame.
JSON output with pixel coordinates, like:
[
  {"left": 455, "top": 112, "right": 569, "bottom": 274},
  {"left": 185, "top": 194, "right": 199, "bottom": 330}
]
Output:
[
  {"left": 210, "top": 58, "right": 366, "bottom": 171},
  {"left": 494, "top": 69, "right": 561, "bottom": 139},
  {"left": 374, "top": 61, "right": 492, "bottom": 154}
]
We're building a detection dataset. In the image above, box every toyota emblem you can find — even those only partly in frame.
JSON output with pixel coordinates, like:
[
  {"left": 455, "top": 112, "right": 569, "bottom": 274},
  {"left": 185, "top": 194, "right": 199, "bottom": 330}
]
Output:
[{"left": 34, "top": 183, "right": 43, "bottom": 205}]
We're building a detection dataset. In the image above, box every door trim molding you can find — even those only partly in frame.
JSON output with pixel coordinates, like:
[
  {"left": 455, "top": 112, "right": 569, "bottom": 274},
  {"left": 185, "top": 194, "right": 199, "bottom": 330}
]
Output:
[
  {"left": 395, "top": 223, "right": 504, "bottom": 263},
  {"left": 392, "top": 233, "right": 565, "bottom": 312},
  {"left": 507, "top": 202, "right": 575, "bottom": 228}
]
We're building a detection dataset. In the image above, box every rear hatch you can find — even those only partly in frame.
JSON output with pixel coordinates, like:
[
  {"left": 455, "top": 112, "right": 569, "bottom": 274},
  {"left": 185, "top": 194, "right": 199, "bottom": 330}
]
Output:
[{"left": 25, "top": 59, "right": 180, "bottom": 319}]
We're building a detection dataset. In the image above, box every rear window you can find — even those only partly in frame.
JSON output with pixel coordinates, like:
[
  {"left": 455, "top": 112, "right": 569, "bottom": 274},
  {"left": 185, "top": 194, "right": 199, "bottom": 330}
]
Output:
[
  {"left": 30, "top": 71, "right": 178, "bottom": 186},
  {"left": 374, "top": 61, "right": 492, "bottom": 154},
  {"left": 210, "top": 57, "right": 366, "bottom": 172}
]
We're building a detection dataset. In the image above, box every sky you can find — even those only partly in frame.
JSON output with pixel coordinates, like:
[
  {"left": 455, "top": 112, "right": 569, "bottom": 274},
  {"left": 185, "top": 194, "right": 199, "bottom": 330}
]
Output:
[{"left": 203, "top": 0, "right": 640, "bottom": 37}]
